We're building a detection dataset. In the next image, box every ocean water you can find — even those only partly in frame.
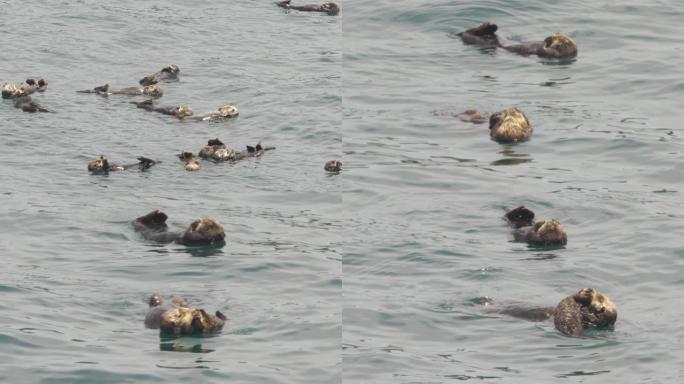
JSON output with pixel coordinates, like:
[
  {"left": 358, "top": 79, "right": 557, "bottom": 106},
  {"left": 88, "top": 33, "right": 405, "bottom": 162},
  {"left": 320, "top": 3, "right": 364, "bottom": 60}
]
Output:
[
  {"left": 343, "top": 0, "right": 684, "bottom": 383},
  {"left": 2, "top": 0, "right": 684, "bottom": 383},
  {"left": 0, "top": 1, "right": 340, "bottom": 383}
]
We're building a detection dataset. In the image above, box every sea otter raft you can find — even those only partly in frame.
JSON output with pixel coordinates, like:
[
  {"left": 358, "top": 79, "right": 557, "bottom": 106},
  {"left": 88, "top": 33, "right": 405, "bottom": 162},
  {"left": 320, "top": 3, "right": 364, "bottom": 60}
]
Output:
[
  {"left": 457, "top": 21, "right": 577, "bottom": 59},
  {"left": 145, "top": 293, "right": 227, "bottom": 335},
  {"left": 485, "top": 288, "right": 617, "bottom": 337},
  {"left": 132, "top": 210, "right": 225, "bottom": 246}
]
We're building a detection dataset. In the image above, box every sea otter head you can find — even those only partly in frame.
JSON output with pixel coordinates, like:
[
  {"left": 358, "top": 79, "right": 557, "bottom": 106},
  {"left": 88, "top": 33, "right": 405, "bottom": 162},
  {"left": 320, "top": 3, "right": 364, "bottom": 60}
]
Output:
[
  {"left": 177, "top": 218, "right": 226, "bottom": 246},
  {"left": 212, "top": 147, "right": 236, "bottom": 162},
  {"left": 159, "top": 307, "right": 195, "bottom": 334},
  {"left": 504, "top": 206, "right": 535, "bottom": 228},
  {"left": 324, "top": 160, "right": 342, "bottom": 172},
  {"left": 149, "top": 293, "right": 163, "bottom": 308},
  {"left": 574, "top": 288, "right": 617, "bottom": 328},
  {"left": 142, "top": 85, "right": 163, "bottom": 97},
  {"left": 175, "top": 105, "right": 193, "bottom": 118},
  {"left": 542, "top": 33, "right": 577, "bottom": 58},
  {"left": 533, "top": 219, "right": 567, "bottom": 246},
  {"left": 218, "top": 104, "right": 239, "bottom": 118},
  {"left": 87, "top": 156, "right": 111, "bottom": 173},
  {"left": 161, "top": 64, "right": 179, "bottom": 75},
  {"left": 2, "top": 83, "right": 24, "bottom": 99},
  {"left": 489, "top": 108, "right": 531, "bottom": 143},
  {"left": 321, "top": 2, "right": 340, "bottom": 15}
]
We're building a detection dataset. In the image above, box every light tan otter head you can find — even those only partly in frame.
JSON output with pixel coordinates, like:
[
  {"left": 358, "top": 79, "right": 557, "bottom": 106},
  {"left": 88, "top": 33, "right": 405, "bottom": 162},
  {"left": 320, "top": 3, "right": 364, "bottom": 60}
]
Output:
[
  {"left": 175, "top": 105, "right": 193, "bottom": 118},
  {"left": 185, "top": 161, "right": 200, "bottom": 171},
  {"left": 162, "top": 64, "right": 179, "bottom": 74},
  {"left": 212, "top": 147, "right": 236, "bottom": 162},
  {"left": 218, "top": 104, "right": 239, "bottom": 118},
  {"left": 87, "top": 156, "right": 110, "bottom": 173},
  {"left": 142, "top": 85, "right": 163, "bottom": 97},
  {"left": 177, "top": 218, "right": 226, "bottom": 246},
  {"left": 532, "top": 219, "right": 567, "bottom": 246},
  {"left": 2, "top": 82, "right": 25, "bottom": 99},
  {"left": 324, "top": 160, "right": 342, "bottom": 172},
  {"left": 574, "top": 288, "right": 617, "bottom": 328},
  {"left": 542, "top": 33, "right": 577, "bottom": 58},
  {"left": 489, "top": 108, "right": 531, "bottom": 143},
  {"left": 321, "top": 2, "right": 340, "bottom": 15}
]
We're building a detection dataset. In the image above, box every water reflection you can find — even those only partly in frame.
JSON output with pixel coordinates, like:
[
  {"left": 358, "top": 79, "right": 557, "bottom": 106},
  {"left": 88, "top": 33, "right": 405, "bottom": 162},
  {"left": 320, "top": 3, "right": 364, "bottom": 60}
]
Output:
[
  {"left": 177, "top": 242, "right": 226, "bottom": 257},
  {"left": 159, "top": 334, "right": 215, "bottom": 353},
  {"left": 491, "top": 146, "right": 532, "bottom": 166}
]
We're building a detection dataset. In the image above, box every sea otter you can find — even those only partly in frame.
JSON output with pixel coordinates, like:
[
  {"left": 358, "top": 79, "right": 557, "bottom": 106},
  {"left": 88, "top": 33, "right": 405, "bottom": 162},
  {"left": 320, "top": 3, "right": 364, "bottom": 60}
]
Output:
[
  {"left": 324, "top": 160, "right": 342, "bottom": 172},
  {"left": 78, "top": 84, "right": 163, "bottom": 98},
  {"left": 458, "top": 108, "right": 531, "bottom": 143},
  {"left": 193, "top": 104, "right": 239, "bottom": 122},
  {"left": 132, "top": 209, "right": 225, "bottom": 246},
  {"left": 87, "top": 156, "right": 157, "bottom": 174},
  {"left": 139, "top": 64, "right": 180, "bottom": 86},
  {"left": 484, "top": 288, "right": 617, "bottom": 337},
  {"left": 2, "top": 79, "right": 47, "bottom": 99},
  {"left": 131, "top": 99, "right": 193, "bottom": 119},
  {"left": 178, "top": 151, "right": 201, "bottom": 171},
  {"left": 457, "top": 21, "right": 577, "bottom": 59},
  {"left": 198, "top": 138, "right": 227, "bottom": 159},
  {"left": 145, "top": 293, "right": 226, "bottom": 335},
  {"left": 504, "top": 206, "right": 567, "bottom": 246},
  {"left": 12, "top": 95, "right": 50, "bottom": 113},
  {"left": 210, "top": 143, "right": 276, "bottom": 162},
  {"left": 276, "top": 0, "right": 340, "bottom": 15}
]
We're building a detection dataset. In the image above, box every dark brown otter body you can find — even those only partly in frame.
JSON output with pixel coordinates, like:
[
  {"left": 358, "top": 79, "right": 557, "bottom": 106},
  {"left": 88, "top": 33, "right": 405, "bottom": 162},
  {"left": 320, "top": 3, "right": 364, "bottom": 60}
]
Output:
[
  {"left": 132, "top": 100, "right": 193, "bottom": 119},
  {"left": 132, "top": 210, "right": 225, "bottom": 246},
  {"left": 485, "top": 288, "right": 617, "bottom": 337},
  {"left": 78, "top": 84, "right": 163, "bottom": 98},
  {"left": 13, "top": 95, "right": 50, "bottom": 113},
  {"left": 276, "top": 0, "right": 340, "bottom": 15},
  {"left": 145, "top": 293, "right": 226, "bottom": 335},
  {"left": 139, "top": 65, "right": 180, "bottom": 86},
  {"left": 458, "top": 22, "right": 577, "bottom": 59},
  {"left": 504, "top": 206, "right": 567, "bottom": 246},
  {"left": 87, "top": 156, "right": 157, "bottom": 174}
]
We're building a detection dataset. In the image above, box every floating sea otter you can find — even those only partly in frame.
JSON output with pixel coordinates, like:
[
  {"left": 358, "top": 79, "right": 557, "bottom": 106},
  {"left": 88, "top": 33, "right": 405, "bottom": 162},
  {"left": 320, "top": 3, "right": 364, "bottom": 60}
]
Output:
[
  {"left": 482, "top": 288, "right": 617, "bottom": 337},
  {"left": 139, "top": 64, "right": 180, "bottom": 86},
  {"left": 276, "top": 0, "right": 340, "bottom": 15},
  {"left": 87, "top": 156, "right": 157, "bottom": 174},
  {"left": 504, "top": 206, "right": 567, "bottom": 246},
  {"left": 178, "top": 151, "right": 201, "bottom": 171},
  {"left": 145, "top": 293, "right": 227, "bottom": 335},
  {"left": 457, "top": 21, "right": 577, "bottom": 59},
  {"left": 77, "top": 84, "right": 163, "bottom": 98},
  {"left": 458, "top": 107, "right": 531, "bottom": 143},
  {"left": 131, "top": 99, "right": 193, "bottom": 119},
  {"left": 132, "top": 209, "right": 226, "bottom": 246},
  {"left": 194, "top": 104, "right": 239, "bottom": 122},
  {"left": 324, "top": 160, "right": 342, "bottom": 172},
  {"left": 197, "top": 138, "right": 275, "bottom": 162},
  {"left": 12, "top": 95, "right": 50, "bottom": 113},
  {"left": 2, "top": 78, "right": 47, "bottom": 99}
]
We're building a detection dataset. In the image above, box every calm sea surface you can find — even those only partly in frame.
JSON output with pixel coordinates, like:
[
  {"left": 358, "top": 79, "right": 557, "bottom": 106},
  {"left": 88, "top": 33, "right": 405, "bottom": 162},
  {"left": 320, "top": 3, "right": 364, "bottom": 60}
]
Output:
[{"left": 1, "top": 0, "right": 683, "bottom": 383}]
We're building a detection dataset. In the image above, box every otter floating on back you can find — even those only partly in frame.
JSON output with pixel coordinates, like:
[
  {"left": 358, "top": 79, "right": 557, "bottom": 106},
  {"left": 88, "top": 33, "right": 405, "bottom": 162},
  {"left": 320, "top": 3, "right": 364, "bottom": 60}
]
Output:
[
  {"left": 457, "top": 21, "right": 577, "bottom": 59},
  {"left": 276, "top": 0, "right": 340, "bottom": 15},
  {"left": 87, "top": 156, "right": 157, "bottom": 174},
  {"left": 197, "top": 138, "right": 275, "bottom": 162},
  {"left": 178, "top": 151, "right": 201, "bottom": 171},
  {"left": 78, "top": 84, "right": 163, "bottom": 98},
  {"left": 504, "top": 206, "right": 567, "bottom": 246},
  {"left": 131, "top": 99, "right": 193, "bottom": 119},
  {"left": 2, "top": 78, "right": 47, "bottom": 99},
  {"left": 139, "top": 65, "right": 180, "bottom": 86},
  {"left": 133, "top": 210, "right": 226, "bottom": 246},
  {"left": 145, "top": 293, "right": 227, "bottom": 335},
  {"left": 482, "top": 288, "right": 617, "bottom": 337}
]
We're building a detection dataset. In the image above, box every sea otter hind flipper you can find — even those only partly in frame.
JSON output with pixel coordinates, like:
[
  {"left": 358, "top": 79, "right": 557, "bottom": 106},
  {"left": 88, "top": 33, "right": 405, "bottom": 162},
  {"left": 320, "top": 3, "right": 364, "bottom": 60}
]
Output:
[
  {"left": 132, "top": 99, "right": 155, "bottom": 110},
  {"left": 276, "top": 0, "right": 292, "bottom": 9},
  {"left": 135, "top": 210, "right": 168, "bottom": 229},
  {"left": 216, "top": 310, "right": 227, "bottom": 321},
  {"left": 136, "top": 157, "right": 157, "bottom": 170},
  {"left": 246, "top": 145, "right": 256, "bottom": 153},
  {"left": 207, "top": 138, "right": 224, "bottom": 147}
]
